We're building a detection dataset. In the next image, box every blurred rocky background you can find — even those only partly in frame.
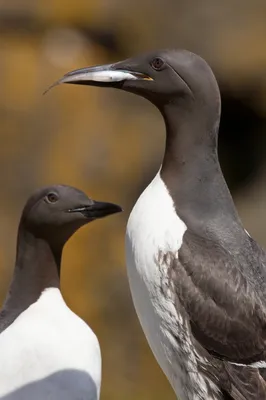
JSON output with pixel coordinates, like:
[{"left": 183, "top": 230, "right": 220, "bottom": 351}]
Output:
[{"left": 0, "top": 1, "right": 266, "bottom": 399}]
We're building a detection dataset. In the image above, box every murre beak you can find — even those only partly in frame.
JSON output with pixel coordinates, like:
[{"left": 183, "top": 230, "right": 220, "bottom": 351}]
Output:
[
  {"left": 68, "top": 201, "right": 122, "bottom": 220},
  {"left": 44, "top": 63, "right": 153, "bottom": 94}
]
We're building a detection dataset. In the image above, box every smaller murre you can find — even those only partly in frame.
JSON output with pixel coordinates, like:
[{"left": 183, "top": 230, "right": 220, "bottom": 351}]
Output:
[{"left": 0, "top": 185, "right": 122, "bottom": 400}]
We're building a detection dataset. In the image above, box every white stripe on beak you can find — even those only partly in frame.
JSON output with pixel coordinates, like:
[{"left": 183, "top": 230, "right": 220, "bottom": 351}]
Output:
[
  {"left": 61, "top": 69, "right": 140, "bottom": 83},
  {"left": 44, "top": 64, "right": 152, "bottom": 94}
]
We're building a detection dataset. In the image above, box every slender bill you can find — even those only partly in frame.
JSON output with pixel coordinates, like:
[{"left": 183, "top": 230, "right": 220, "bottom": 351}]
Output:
[
  {"left": 68, "top": 201, "right": 122, "bottom": 219},
  {"left": 44, "top": 64, "right": 152, "bottom": 94}
]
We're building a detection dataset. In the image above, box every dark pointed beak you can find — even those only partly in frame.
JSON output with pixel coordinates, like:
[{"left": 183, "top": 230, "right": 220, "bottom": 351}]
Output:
[
  {"left": 68, "top": 201, "right": 122, "bottom": 219},
  {"left": 44, "top": 63, "right": 152, "bottom": 94}
]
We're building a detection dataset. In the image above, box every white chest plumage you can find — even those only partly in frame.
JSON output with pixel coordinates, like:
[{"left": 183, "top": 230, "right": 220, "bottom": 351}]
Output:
[
  {"left": 0, "top": 288, "right": 101, "bottom": 400},
  {"left": 126, "top": 173, "right": 220, "bottom": 400}
]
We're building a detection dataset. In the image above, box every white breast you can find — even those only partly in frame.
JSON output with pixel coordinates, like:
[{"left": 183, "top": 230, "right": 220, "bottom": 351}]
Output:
[
  {"left": 0, "top": 288, "right": 101, "bottom": 400},
  {"left": 126, "top": 173, "right": 220, "bottom": 400}
]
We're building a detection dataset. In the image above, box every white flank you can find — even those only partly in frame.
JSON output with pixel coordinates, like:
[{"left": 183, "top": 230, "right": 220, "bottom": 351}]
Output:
[
  {"left": 245, "top": 229, "right": 251, "bottom": 238},
  {"left": 250, "top": 361, "right": 266, "bottom": 368},
  {"left": 126, "top": 172, "right": 221, "bottom": 400},
  {"left": 230, "top": 360, "right": 266, "bottom": 369},
  {"left": 0, "top": 288, "right": 101, "bottom": 400}
]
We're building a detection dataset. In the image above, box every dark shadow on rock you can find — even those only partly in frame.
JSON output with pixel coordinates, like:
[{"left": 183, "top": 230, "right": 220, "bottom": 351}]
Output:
[{"left": 0, "top": 369, "right": 98, "bottom": 400}]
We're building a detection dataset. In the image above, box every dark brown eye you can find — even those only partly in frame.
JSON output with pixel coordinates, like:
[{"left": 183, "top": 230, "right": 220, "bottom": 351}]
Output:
[
  {"left": 151, "top": 57, "right": 165, "bottom": 71},
  {"left": 46, "top": 193, "right": 59, "bottom": 203}
]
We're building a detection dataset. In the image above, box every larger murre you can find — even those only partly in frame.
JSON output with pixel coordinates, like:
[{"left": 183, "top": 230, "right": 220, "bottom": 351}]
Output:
[
  {"left": 48, "top": 50, "right": 266, "bottom": 399},
  {"left": 0, "top": 185, "right": 122, "bottom": 400}
]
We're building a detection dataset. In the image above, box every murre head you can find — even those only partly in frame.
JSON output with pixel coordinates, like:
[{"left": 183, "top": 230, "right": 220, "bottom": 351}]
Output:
[
  {"left": 46, "top": 49, "right": 221, "bottom": 122},
  {"left": 20, "top": 185, "right": 122, "bottom": 247}
]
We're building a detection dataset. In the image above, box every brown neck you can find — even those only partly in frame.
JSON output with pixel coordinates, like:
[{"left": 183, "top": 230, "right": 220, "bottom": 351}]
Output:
[
  {"left": 159, "top": 100, "right": 242, "bottom": 235},
  {"left": 0, "top": 227, "right": 62, "bottom": 332},
  {"left": 161, "top": 99, "right": 219, "bottom": 173}
]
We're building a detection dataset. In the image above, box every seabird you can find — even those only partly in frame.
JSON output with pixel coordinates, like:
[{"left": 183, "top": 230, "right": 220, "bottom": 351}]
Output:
[
  {"left": 0, "top": 185, "right": 122, "bottom": 400},
  {"left": 48, "top": 50, "right": 266, "bottom": 400}
]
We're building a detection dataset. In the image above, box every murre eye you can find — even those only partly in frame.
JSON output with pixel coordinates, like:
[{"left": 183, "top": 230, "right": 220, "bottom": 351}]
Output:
[
  {"left": 151, "top": 57, "right": 165, "bottom": 71},
  {"left": 46, "top": 193, "right": 59, "bottom": 203}
]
